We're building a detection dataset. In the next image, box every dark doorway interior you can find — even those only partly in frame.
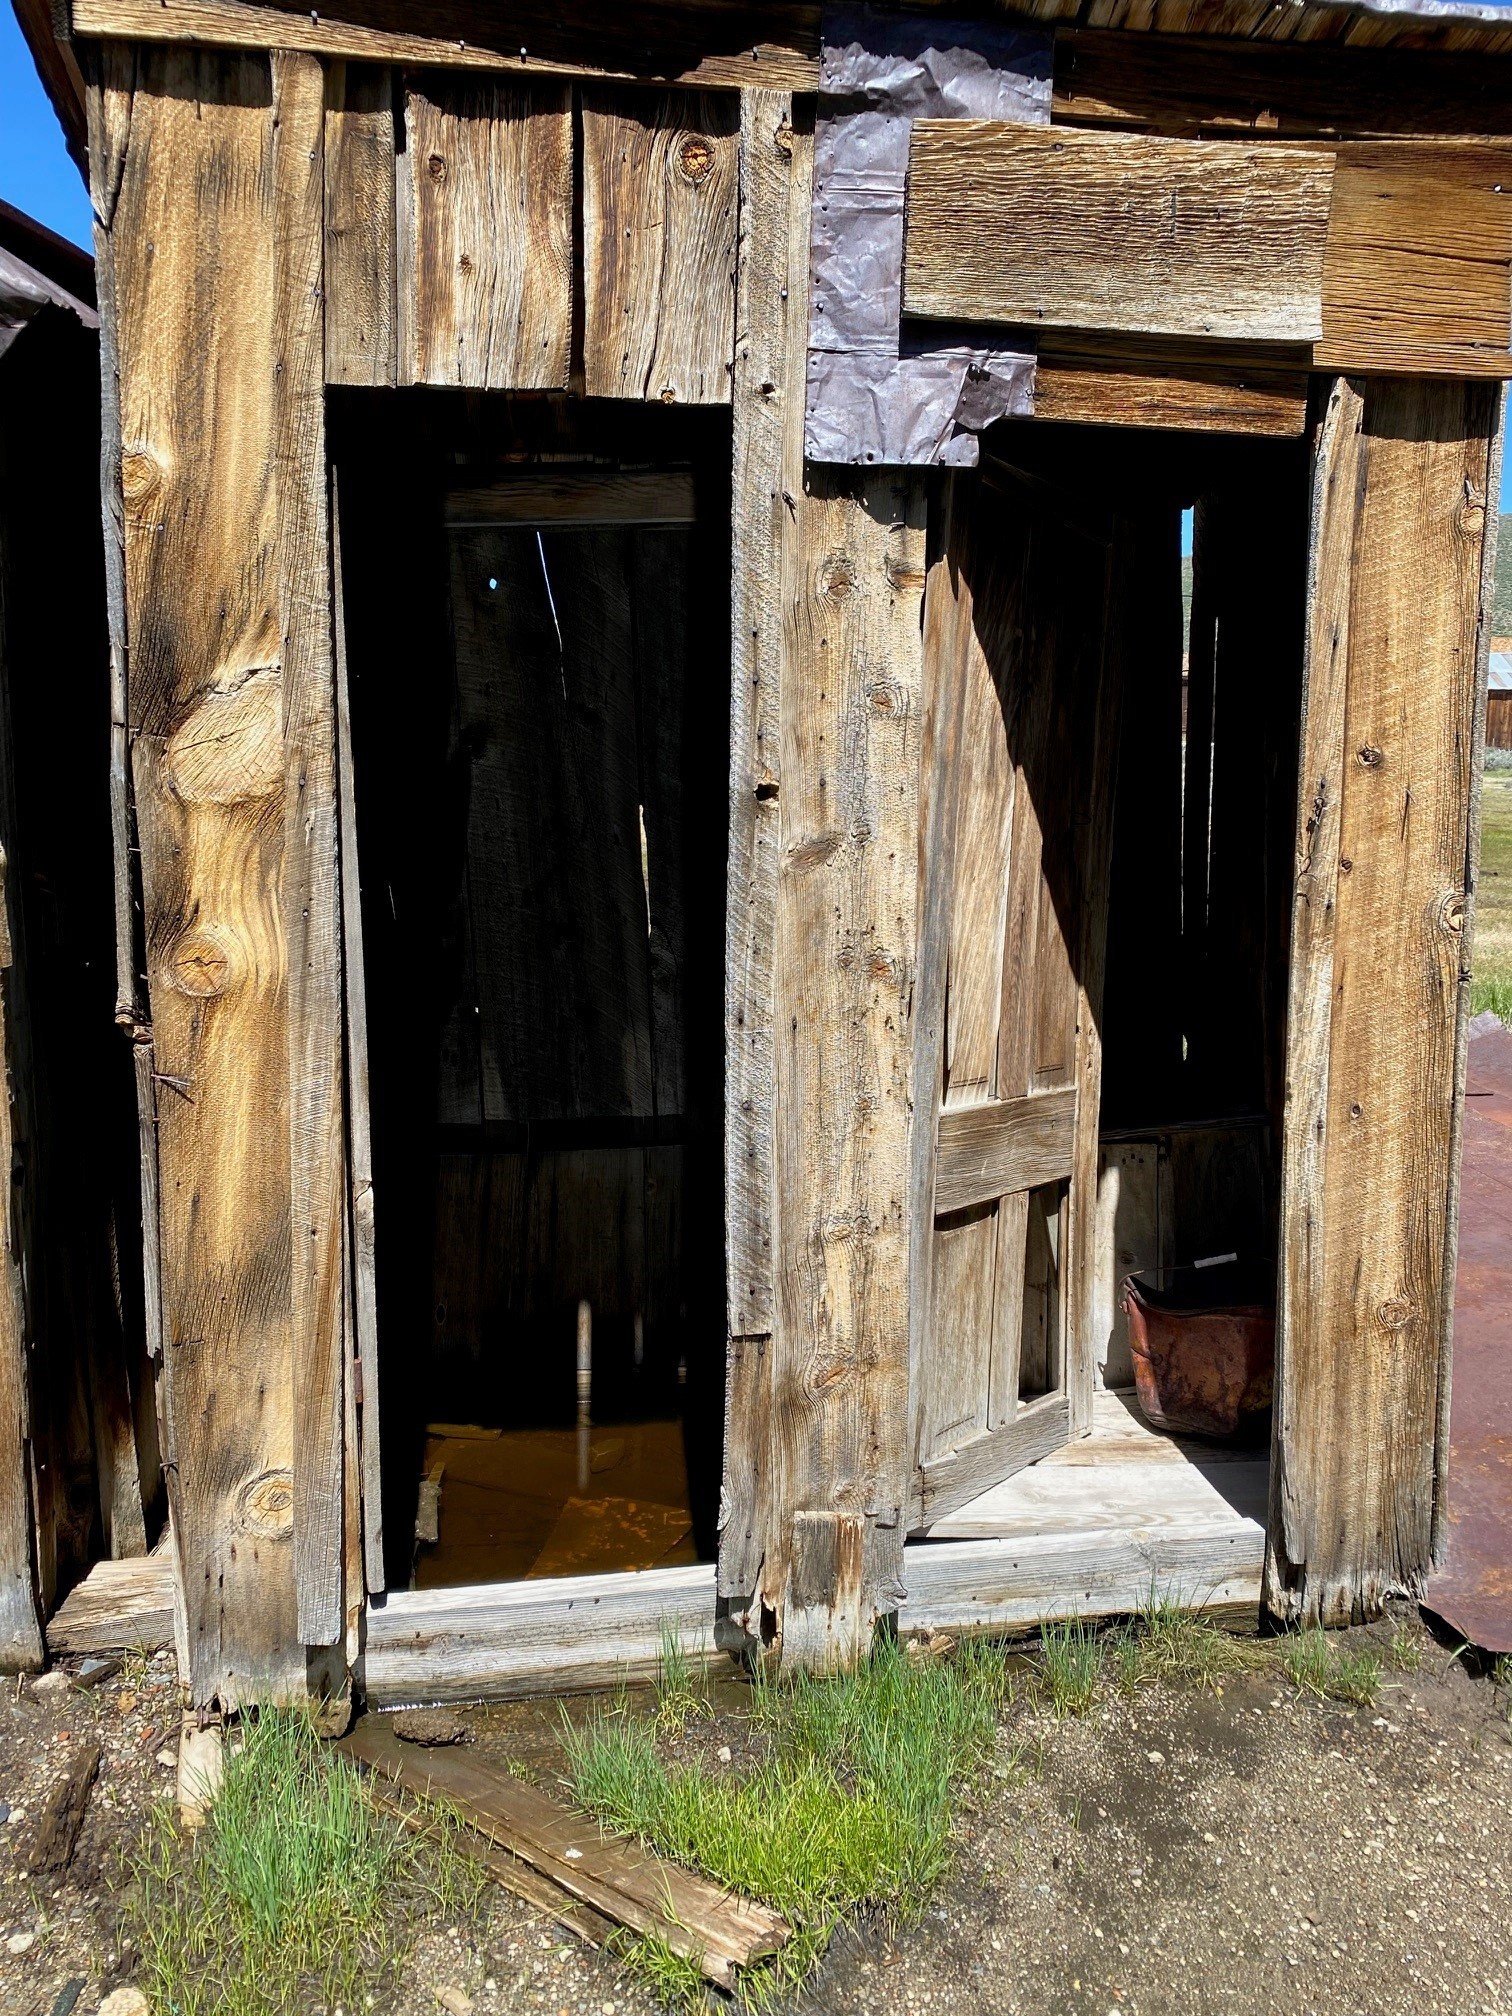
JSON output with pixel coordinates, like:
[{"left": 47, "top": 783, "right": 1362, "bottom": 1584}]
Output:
[{"left": 333, "top": 395, "right": 730, "bottom": 1592}]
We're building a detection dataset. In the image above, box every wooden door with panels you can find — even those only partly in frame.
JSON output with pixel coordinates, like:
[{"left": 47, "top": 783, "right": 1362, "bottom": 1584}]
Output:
[{"left": 909, "top": 465, "right": 1123, "bottom": 1532}]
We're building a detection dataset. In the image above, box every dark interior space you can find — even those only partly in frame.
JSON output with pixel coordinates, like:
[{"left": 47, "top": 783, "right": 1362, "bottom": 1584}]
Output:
[
  {"left": 978, "top": 416, "right": 1310, "bottom": 1385},
  {"left": 332, "top": 393, "right": 731, "bottom": 1592}
]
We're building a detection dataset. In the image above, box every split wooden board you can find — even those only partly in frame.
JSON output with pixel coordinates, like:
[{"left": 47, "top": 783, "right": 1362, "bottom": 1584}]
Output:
[
  {"left": 342, "top": 1717, "right": 789, "bottom": 1988},
  {"left": 903, "top": 125, "right": 1335, "bottom": 345}
]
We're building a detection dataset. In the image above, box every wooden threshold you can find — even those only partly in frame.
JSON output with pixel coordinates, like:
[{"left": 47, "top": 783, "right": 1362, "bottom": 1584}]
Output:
[{"left": 46, "top": 1392, "right": 1265, "bottom": 1689}]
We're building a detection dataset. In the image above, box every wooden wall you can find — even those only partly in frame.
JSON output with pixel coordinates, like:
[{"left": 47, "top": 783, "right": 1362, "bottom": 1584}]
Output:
[
  {"left": 1268, "top": 376, "right": 1502, "bottom": 1625},
  {"left": 74, "top": 10, "right": 1512, "bottom": 1691}
]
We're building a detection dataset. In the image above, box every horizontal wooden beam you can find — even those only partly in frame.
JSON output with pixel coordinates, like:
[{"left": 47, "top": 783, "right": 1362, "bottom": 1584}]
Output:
[
  {"left": 1053, "top": 29, "right": 1512, "bottom": 142},
  {"left": 904, "top": 125, "right": 1334, "bottom": 346},
  {"left": 68, "top": 0, "right": 819, "bottom": 90},
  {"left": 917, "top": 1394, "right": 1069, "bottom": 1523},
  {"left": 934, "top": 1088, "right": 1076, "bottom": 1217},
  {"left": 1033, "top": 335, "right": 1308, "bottom": 436},
  {"left": 444, "top": 471, "right": 697, "bottom": 527}
]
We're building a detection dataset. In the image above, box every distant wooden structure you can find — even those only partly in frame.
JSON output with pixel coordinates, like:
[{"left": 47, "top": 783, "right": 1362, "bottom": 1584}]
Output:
[
  {"left": 1486, "top": 652, "right": 1512, "bottom": 750},
  {"left": 5, "top": 0, "right": 1509, "bottom": 1709}
]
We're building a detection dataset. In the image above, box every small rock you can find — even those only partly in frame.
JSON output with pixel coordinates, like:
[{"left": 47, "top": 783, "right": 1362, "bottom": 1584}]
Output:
[
  {"left": 1145, "top": 1751, "right": 1165, "bottom": 1765},
  {"left": 433, "top": 1989, "right": 473, "bottom": 2016},
  {"left": 393, "top": 1709, "right": 471, "bottom": 1748},
  {"left": 6, "top": 1807, "right": 24, "bottom": 1826},
  {"left": 30, "top": 1670, "right": 71, "bottom": 1698},
  {"left": 155, "top": 1747, "right": 177, "bottom": 1769},
  {"left": 717, "top": 1745, "right": 732, "bottom": 1763},
  {"left": 116, "top": 1693, "right": 138, "bottom": 1717},
  {"left": 0, "top": 1802, "right": 8, "bottom": 1825},
  {"left": 6, "top": 1931, "right": 36, "bottom": 1955},
  {"left": 98, "top": 1992, "right": 151, "bottom": 2016}
]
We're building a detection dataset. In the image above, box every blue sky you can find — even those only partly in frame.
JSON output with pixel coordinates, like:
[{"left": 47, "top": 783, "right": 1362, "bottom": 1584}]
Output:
[
  {"left": 3, "top": 16, "right": 1511, "bottom": 516},
  {"left": 1, "top": 7, "right": 92, "bottom": 247}
]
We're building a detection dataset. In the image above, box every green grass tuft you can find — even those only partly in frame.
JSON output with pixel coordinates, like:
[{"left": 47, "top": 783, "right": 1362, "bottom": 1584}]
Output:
[
  {"left": 1033, "top": 1618, "right": 1104, "bottom": 1718},
  {"left": 1114, "top": 1595, "right": 1253, "bottom": 1696},
  {"left": 1388, "top": 1620, "right": 1423, "bottom": 1674},
  {"left": 651, "top": 1619, "right": 713, "bottom": 1738},
  {"left": 1282, "top": 1626, "right": 1382, "bottom": 1707},
  {"left": 122, "top": 1710, "right": 484, "bottom": 2016},
  {"left": 563, "top": 1638, "right": 1011, "bottom": 2006}
]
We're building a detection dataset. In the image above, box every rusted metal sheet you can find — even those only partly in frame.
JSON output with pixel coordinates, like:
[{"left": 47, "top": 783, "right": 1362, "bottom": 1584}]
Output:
[
  {"left": 1427, "top": 1015, "right": 1512, "bottom": 1653},
  {"left": 1121, "top": 1262, "right": 1274, "bottom": 1443}
]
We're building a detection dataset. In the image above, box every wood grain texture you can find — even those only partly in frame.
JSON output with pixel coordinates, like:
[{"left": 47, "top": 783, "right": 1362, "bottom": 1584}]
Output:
[
  {"left": 904, "top": 124, "right": 1334, "bottom": 344},
  {"left": 323, "top": 62, "right": 396, "bottom": 387},
  {"left": 273, "top": 49, "right": 346, "bottom": 1655},
  {"left": 765, "top": 468, "right": 927, "bottom": 1670},
  {"left": 70, "top": 0, "right": 821, "bottom": 90},
  {"left": 403, "top": 77, "right": 571, "bottom": 390},
  {"left": 1053, "top": 31, "right": 1512, "bottom": 142},
  {"left": 582, "top": 89, "right": 737, "bottom": 404},
  {"left": 1318, "top": 145, "right": 1512, "bottom": 377},
  {"left": 1267, "top": 376, "right": 1498, "bottom": 1627},
  {"left": 719, "top": 93, "right": 811, "bottom": 1612},
  {"left": 0, "top": 840, "right": 41, "bottom": 1670},
  {"left": 105, "top": 43, "right": 338, "bottom": 1704},
  {"left": 934, "top": 1091, "right": 1076, "bottom": 1216},
  {"left": 1033, "top": 334, "right": 1308, "bottom": 436},
  {"left": 331, "top": 493, "right": 383, "bottom": 1595}
]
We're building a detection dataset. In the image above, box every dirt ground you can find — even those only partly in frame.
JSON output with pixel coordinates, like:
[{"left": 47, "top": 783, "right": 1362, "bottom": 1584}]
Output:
[{"left": 0, "top": 1609, "right": 1507, "bottom": 2016}]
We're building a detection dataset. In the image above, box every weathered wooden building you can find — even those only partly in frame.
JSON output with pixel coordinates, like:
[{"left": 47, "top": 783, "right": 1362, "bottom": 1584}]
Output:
[{"left": 8, "top": 0, "right": 1511, "bottom": 1714}]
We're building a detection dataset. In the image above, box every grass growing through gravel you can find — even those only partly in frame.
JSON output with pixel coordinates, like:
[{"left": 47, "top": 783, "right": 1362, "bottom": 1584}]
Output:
[
  {"left": 122, "top": 1710, "right": 484, "bottom": 2016},
  {"left": 1033, "top": 1618, "right": 1105, "bottom": 1717},
  {"left": 562, "top": 1636, "right": 1013, "bottom": 2007},
  {"left": 1282, "top": 1625, "right": 1382, "bottom": 1706},
  {"left": 1114, "top": 1596, "right": 1255, "bottom": 1697}
]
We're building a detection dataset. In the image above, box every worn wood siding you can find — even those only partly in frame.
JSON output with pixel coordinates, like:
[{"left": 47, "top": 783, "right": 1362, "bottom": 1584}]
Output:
[
  {"left": 1268, "top": 376, "right": 1502, "bottom": 1625},
  {"left": 98, "top": 42, "right": 347, "bottom": 1705}
]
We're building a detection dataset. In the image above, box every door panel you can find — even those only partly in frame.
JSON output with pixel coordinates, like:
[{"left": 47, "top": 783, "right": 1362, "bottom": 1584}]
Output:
[{"left": 909, "top": 467, "right": 1121, "bottom": 1531}]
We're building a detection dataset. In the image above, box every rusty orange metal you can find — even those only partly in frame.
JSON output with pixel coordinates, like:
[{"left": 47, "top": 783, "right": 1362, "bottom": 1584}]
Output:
[
  {"left": 1121, "top": 1261, "right": 1274, "bottom": 1442},
  {"left": 1426, "top": 1017, "right": 1512, "bottom": 1655}
]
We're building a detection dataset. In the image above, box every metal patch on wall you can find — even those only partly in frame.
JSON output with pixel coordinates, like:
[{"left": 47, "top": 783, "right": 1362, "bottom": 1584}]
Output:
[{"left": 805, "top": 4, "right": 1049, "bottom": 468}]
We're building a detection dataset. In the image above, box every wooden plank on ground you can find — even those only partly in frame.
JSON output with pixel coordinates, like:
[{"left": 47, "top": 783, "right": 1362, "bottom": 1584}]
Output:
[
  {"left": 324, "top": 62, "right": 397, "bottom": 386},
  {"left": 903, "top": 124, "right": 1334, "bottom": 345},
  {"left": 342, "top": 1718, "right": 789, "bottom": 1987},
  {"left": 46, "top": 1549, "right": 175, "bottom": 1655},
  {"left": 933, "top": 1091, "right": 1077, "bottom": 1217},
  {"left": 1268, "top": 376, "right": 1499, "bottom": 1627},
  {"left": 581, "top": 88, "right": 738, "bottom": 404},
  {"left": 402, "top": 76, "right": 572, "bottom": 390},
  {"left": 69, "top": 0, "right": 820, "bottom": 92},
  {"left": 1317, "top": 145, "right": 1512, "bottom": 377},
  {"left": 719, "top": 93, "right": 810, "bottom": 1611}
]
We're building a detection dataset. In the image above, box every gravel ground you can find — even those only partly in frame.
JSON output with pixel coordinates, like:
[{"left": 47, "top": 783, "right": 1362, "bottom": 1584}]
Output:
[{"left": 0, "top": 1611, "right": 1507, "bottom": 2016}]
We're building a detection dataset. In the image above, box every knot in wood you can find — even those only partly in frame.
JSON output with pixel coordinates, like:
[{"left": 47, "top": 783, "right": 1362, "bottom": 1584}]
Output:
[
  {"left": 427, "top": 150, "right": 448, "bottom": 183},
  {"left": 1376, "top": 1295, "right": 1414, "bottom": 1333},
  {"left": 868, "top": 678, "right": 907, "bottom": 718},
  {"left": 120, "top": 445, "right": 162, "bottom": 507},
  {"left": 167, "top": 926, "right": 236, "bottom": 999},
  {"left": 1439, "top": 887, "right": 1466, "bottom": 936},
  {"left": 869, "top": 947, "right": 900, "bottom": 983},
  {"left": 819, "top": 551, "right": 855, "bottom": 604},
  {"left": 678, "top": 135, "right": 715, "bottom": 185},
  {"left": 773, "top": 118, "right": 794, "bottom": 161},
  {"left": 1356, "top": 743, "right": 1384, "bottom": 770},
  {"left": 235, "top": 1467, "right": 294, "bottom": 1540}
]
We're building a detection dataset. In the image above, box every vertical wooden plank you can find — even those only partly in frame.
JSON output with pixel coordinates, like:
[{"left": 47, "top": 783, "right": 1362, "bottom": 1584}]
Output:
[
  {"left": 719, "top": 90, "right": 808, "bottom": 1620},
  {"left": 324, "top": 62, "right": 397, "bottom": 387},
  {"left": 769, "top": 466, "right": 927, "bottom": 1671},
  {"left": 275, "top": 49, "right": 346, "bottom": 1655},
  {"left": 331, "top": 490, "right": 384, "bottom": 1594},
  {"left": 106, "top": 42, "right": 345, "bottom": 1704},
  {"left": 1268, "top": 377, "right": 1497, "bottom": 1626},
  {"left": 402, "top": 76, "right": 572, "bottom": 391},
  {"left": 581, "top": 88, "right": 738, "bottom": 405},
  {"left": 0, "top": 798, "right": 41, "bottom": 1669}
]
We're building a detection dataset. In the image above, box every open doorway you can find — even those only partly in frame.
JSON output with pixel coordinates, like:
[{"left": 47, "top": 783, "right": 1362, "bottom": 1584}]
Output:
[{"left": 333, "top": 395, "right": 731, "bottom": 1594}]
